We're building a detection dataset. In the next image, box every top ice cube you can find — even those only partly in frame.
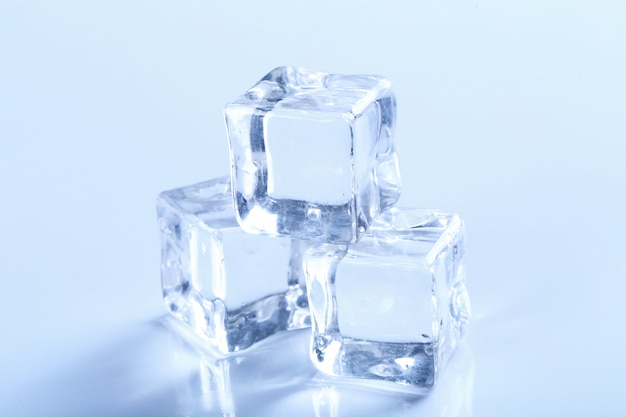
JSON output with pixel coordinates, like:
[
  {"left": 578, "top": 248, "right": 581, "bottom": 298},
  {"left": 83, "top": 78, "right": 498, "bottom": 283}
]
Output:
[{"left": 224, "top": 66, "right": 401, "bottom": 244}]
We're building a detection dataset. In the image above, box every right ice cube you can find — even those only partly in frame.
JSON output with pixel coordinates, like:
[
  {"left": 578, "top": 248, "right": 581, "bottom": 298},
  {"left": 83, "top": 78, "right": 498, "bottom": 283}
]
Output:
[
  {"left": 303, "top": 208, "right": 471, "bottom": 391},
  {"left": 224, "top": 66, "right": 401, "bottom": 244}
]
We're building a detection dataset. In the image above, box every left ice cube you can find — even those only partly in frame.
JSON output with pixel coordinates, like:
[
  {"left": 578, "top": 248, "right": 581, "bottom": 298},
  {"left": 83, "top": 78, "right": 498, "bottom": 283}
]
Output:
[{"left": 157, "top": 176, "right": 310, "bottom": 354}]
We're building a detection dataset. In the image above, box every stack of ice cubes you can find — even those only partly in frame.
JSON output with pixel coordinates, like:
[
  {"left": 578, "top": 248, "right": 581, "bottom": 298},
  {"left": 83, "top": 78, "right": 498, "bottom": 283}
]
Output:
[{"left": 157, "top": 66, "right": 471, "bottom": 391}]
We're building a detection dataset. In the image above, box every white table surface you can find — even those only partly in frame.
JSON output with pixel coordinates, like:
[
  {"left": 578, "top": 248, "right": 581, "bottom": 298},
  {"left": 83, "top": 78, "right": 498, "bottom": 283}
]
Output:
[{"left": 1, "top": 1, "right": 625, "bottom": 415}]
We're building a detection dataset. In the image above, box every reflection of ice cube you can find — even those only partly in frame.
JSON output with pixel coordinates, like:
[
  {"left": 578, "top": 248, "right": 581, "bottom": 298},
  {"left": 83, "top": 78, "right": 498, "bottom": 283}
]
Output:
[
  {"left": 310, "top": 342, "right": 475, "bottom": 415},
  {"left": 303, "top": 209, "right": 471, "bottom": 391},
  {"left": 225, "top": 66, "right": 401, "bottom": 244},
  {"left": 157, "top": 176, "right": 310, "bottom": 354},
  {"left": 165, "top": 323, "right": 316, "bottom": 417}
]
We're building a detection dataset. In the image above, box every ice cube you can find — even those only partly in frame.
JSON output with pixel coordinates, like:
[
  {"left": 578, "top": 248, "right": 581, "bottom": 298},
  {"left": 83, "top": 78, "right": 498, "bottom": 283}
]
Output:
[
  {"left": 303, "top": 209, "right": 470, "bottom": 391},
  {"left": 224, "top": 66, "right": 401, "bottom": 244},
  {"left": 157, "top": 176, "right": 310, "bottom": 354}
]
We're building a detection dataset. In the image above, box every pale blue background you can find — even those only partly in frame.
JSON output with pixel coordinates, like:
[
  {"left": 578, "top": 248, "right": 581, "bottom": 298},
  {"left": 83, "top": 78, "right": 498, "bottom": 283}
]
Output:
[{"left": 1, "top": 1, "right": 625, "bottom": 415}]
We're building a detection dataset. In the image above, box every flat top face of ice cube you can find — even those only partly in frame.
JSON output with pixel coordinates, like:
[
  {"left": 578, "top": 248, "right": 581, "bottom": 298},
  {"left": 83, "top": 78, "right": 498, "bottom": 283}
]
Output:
[
  {"left": 158, "top": 176, "right": 238, "bottom": 229},
  {"left": 227, "top": 66, "right": 393, "bottom": 116},
  {"left": 346, "top": 209, "right": 462, "bottom": 264}
]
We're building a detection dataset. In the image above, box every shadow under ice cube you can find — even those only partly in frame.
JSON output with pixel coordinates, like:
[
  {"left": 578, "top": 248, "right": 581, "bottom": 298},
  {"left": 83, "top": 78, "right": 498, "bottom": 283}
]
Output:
[
  {"left": 225, "top": 66, "right": 401, "bottom": 244},
  {"left": 303, "top": 209, "right": 471, "bottom": 391},
  {"left": 157, "top": 177, "right": 310, "bottom": 354}
]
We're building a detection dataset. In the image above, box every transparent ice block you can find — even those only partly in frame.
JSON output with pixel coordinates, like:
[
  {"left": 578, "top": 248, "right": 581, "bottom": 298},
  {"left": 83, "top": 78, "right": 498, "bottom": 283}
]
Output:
[
  {"left": 303, "top": 209, "right": 470, "bottom": 391},
  {"left": 224, "top": 66, "right": 401, "bottom": 244},
  {"left": 157, "top": 176, "right": 310, "bottom": 354}
]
